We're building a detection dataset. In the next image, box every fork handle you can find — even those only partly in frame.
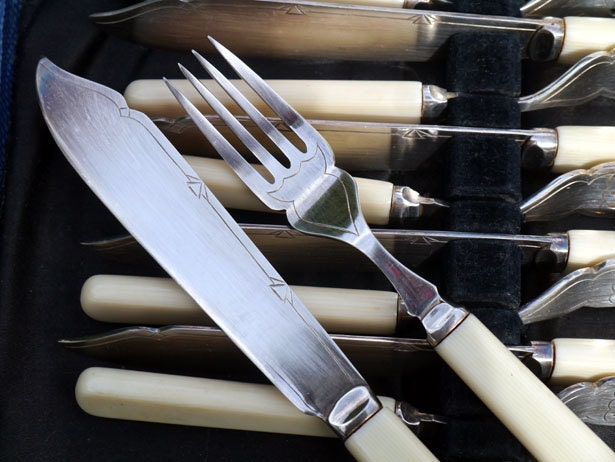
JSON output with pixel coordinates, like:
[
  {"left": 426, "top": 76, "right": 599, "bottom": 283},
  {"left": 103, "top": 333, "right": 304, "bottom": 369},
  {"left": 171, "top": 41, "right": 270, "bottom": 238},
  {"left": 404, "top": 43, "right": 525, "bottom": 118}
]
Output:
[
  {"left": 553, "top": 127, "right": 615, "bottom": 173},
  {"left": 435, "top": 314, "right": 615, "bottom": 461},
  {"left": 559, "top": 18, "right": 615, "bottom": 65}
]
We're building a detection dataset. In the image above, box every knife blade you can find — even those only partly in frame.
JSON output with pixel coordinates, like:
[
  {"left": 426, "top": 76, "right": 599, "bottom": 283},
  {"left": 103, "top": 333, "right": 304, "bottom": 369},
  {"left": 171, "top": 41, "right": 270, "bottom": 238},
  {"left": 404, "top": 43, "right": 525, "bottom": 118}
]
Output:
[
  {"left": 90, "top": 0, "right": 615, "bottom": 64},
  {"left": 84, "top": 225, "right": 615, "bottom": 274},
  {"left": 285, "top": 0, "right": 615, "bottom": 18},
  {"left": 37, "top": 58, "right": 436, "bottom": 460},
  {"left": 155, "top": 116, "right": 615, "bottom": 174},
  {"left": 126, "top": 48, "right": 615, "bottom": 121},
  {"left": 61, "top": 325, "right": 615, "bottom": 386}
]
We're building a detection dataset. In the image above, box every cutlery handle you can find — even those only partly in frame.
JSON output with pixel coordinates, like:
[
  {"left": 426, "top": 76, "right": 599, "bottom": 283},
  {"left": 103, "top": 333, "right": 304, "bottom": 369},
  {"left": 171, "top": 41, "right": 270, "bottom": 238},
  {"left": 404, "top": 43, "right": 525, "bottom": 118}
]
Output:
[
  {"left": 559, "top": 18, "right": 615, "bottom": 65},
  {"left": 344, "top": 407, "right": 438, "bottom": 462},
  {"left": 81, "top": 274, "right": 399, "bottom": 335},
  {"left": 76, "top": 367, "right": 437, "bottom": 461},
  {"left": 125, "top": 79, "right": 424, "bottom": 122},
  {"left": 553, "top": 126, "right": 615, "bottom": 173},
  {"left": 551, "top": 338, "right": 615, "bottom": 385},
  {"left": 186, "top": 156, "right": 396, "bottom": 225},
  {"left": 566, "top": 230, "right": 615, "bottom": 272},
  {"left": 435, "top": 314, "right": 615, "bottom": 461}
]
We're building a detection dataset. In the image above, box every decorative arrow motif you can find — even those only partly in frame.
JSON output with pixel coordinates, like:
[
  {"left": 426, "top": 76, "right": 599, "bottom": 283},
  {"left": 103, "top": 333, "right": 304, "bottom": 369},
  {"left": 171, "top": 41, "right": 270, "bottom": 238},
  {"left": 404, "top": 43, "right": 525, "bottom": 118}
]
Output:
[
  {"left": 186, "top": 174, "right": 209, "bottom": 200},
  {"left": 269, "top": 276, "right": 294, "bottom": 305}
]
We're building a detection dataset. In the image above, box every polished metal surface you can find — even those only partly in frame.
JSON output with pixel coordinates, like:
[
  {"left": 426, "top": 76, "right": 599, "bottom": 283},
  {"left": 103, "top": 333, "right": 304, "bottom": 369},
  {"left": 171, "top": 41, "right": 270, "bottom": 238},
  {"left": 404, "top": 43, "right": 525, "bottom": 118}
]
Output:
[
  {"left": 90, "top": 0, "right": 564, "bottom": 62},
  {"left": 521, "top": 0, "right": 615, "bottom": 17},
  {"left": 155, "top": 116, "right": 557, "bottom": 172},
  {"left": 36, "top": 58, "right": 380, "bottom": 439},
  {"left": 520, "top": 163, "right": 615, "bottom": 221},
  {"left": 518, "top": 50, "right": 615, "bottom": 112},
  {"left": 86, "top": 225, "right": 574, "bottom": 272},
  {"left": 60, "top": 325, "right": 554, "bottom": 381},
  {"left": 518, "top": 259, "right": 615, "bottom": 324},
  {"left": 389, "top": 185, "right": 448, "bottom": 220},
  {"left": 558, "top": 377, "right": 615, "bottom": 426}
]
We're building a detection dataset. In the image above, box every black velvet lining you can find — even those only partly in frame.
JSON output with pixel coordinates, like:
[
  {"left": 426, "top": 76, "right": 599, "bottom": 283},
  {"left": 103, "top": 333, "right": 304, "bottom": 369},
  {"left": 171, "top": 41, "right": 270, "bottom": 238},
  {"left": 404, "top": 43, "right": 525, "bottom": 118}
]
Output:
[
  {"left": 447, "top": 95, "right": 521, "bottom": 128},
  {"left": 446, "top": 201, "right": 522, "bottom": 233},
  {"left": 452, "top": 0, "right": 524, "bottom": 16}
]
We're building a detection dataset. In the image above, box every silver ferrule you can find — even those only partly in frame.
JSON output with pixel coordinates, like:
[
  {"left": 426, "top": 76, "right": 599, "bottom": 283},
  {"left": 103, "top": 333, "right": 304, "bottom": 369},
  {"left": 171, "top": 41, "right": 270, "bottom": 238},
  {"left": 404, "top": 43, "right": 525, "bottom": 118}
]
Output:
[
  {"left": 535, "top": 233, "right": 570, "bottom": 271},
  {"left": 521, "top": 128, "right": 558, "bottom": 170},
  {"left": 527, "top": 17, "right": 565, "bottom": 62},
  {"left": 421, "top": 302, "right": 469, "bottom": 346},
  {"left": 422, "top": 85, "right": 450, "bottom": 120},
  {"left": 328, "top": 386, "right": 381, "bottom": 439},
  {"left": 390, "top": 185, "right": 423, "bottom": 220},
  {"left": 530, "top": 341, "right": 555, "bottom": 379}
]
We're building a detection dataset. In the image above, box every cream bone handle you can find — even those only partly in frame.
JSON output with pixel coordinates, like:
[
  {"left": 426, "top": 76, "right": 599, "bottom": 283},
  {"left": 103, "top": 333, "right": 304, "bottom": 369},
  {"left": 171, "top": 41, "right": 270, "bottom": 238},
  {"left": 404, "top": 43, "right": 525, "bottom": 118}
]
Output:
[
  {"left": 125, "top": 79, "right": 424, "bottom": 123},
  {"left": 81, "top": 274, "right": 399, "bottom": 335},
  {"left": 75, "top": 367, "right": 397, "bottom": 438},
  {"left": 81, "top": 274, "right": 615, "bottom": 385},
  {"left": 77, "top": 367, "right": 438, "bottom": 461},
  {"left": 559, "top": 18, "right": 615, "bottom": 65},
  {"left": 551, "top": 126, "right": 615, "bottom": 173},
  {"left": 186, "top": 156, "right": 397, "bottom": 225},
  {"left": 434, "top": 313, "right": 615, "bottom": 461},
  {"left": 565, "top": 230, "right": 615, "bottom": 272}
]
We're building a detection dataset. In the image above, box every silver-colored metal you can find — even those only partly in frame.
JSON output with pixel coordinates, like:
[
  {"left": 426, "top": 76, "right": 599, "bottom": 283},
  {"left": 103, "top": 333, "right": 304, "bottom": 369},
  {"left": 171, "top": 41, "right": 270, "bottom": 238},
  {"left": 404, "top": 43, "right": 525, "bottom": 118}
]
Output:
[
  {"left": 86, "top": 225, "right": 575, "bottom": 272},
  {"left": 518, "top": 50, "right": 615, "bottom": 112},
  {"left": 394, "top": 401, "right": 448, "bottom": 431},
  {"left": 90, "top": 0, "right": 564, "bottom": 62},
  {"left": 36, "top": 58, "right": 381, "bottom": 440},
  {"left": 169, "top": 39, "right": 455, "bottom": 328},
  {"left": 509, "top": 342, "right": 555, "bottom": 380},
  {"left": 421, "top": 85, "right": 450, "bottom": 120},
  {"left": 520, "top": 163, "right": 615, "bottom": 221},
  {"left": 390, "top": 185, "right": 448, "bottom": 220},
  {"left": 329, "top": 387, "right": 380, "bottom": 437},
  {"left": 521, "top": 0, "right": 615, "bottom": 17},
  {"left": 420, "top": 302, "right": 468, "bottom": 345},
  {"left": 518, "top": 259, "right": 615, "bottom": 324},
  {"left": 155, "top": 116, "right": 557, "bottom": 172},
  {"left": 558, "top": 377, "right": 615, "bottom": 426}
]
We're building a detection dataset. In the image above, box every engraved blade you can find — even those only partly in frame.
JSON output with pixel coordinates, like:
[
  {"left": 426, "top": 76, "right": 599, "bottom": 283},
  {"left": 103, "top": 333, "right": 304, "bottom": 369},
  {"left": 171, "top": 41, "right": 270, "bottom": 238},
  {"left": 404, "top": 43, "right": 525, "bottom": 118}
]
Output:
[
  {"left": 558, "top": 377, "right": 615, "bottom": 426},
  {"left": 154, "top": 115, "right": 540, "bottom": 171},
  {"left": 36, "top": 58, "right": 368, "bottom": 421},
  {"left": 90, "top": 0, "right": 552, "bottom": 62}
]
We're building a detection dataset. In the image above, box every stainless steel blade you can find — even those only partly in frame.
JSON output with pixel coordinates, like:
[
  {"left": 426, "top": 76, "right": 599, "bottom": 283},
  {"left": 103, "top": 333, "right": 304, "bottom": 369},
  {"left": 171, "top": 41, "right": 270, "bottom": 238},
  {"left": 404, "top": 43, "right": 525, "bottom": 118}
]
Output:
[
  {"left": 154, "top": 115, "right": 554, "bottom": 171},
  {"left": 90, "top": 0, "right": 562, "bottom": 62},
  {"left": 84, "top": 224, "right": 572, "bottom": 273},
  {"left": 59, "top": 325, "right": 553, "bottom": 381},
  {"left": 36, "top": 58, "right": 377, "bottom": 435}
]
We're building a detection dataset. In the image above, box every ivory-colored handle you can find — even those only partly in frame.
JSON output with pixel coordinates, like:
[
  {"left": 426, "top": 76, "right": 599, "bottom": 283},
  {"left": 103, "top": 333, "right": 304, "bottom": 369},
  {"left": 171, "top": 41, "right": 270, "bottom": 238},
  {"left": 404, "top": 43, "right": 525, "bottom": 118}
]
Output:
[
  {"left": 77, "top": 367, "right": 436, "bottom": 462},
  {"left": 551, "top": 338, "right": 615, "bottom": 386},
  {"left": 345, "top": 407, "right": 438, "bottom": 462},
  {"left": 81, "top": 274, "right": 399, "bottom": 335},
  {"left": 124, "top": 79, "right": 424, "bottom": 123},
  {"left": 566, "top": 230, "right": 615, "bottom": 272},
  {"left": 435, "top": 314, "right": 615, "bottom": 462},
  {"left": 76, "top": 367, "right": 353, "bottom": 437},
  {"left": 553, "top": 126, "right": 615, "bottom": 173},
  {"left": 185, "top": 156, "right": 395, "bottom": 225},
  {"left": 559, "top": 18, "right": 615, "bottom": 65}
]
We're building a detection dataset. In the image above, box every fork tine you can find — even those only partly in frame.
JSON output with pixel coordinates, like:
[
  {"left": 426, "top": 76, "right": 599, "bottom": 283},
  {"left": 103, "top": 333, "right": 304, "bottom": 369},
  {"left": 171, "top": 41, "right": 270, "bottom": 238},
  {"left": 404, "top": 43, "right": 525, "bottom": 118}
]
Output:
[
  {"left": 177, "top": 63, "right": 287, "bottom": 179},
  {"left": 207, "top": 36, "right": 323, "bottom": 144},
  {"left": 164, "top": 77, "right": 279, "bottom": 209},
  {"left": 191, "top": 51, "right": 302, "bottom": 159}
]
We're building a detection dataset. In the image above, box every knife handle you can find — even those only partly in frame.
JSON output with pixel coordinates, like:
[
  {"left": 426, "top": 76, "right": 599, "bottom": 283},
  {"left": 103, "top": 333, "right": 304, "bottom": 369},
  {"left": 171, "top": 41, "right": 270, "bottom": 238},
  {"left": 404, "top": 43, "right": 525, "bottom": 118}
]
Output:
[
  {"left": 566, "top": 230, "right": 615, "bottom": 272},
  {"left": 551, "top": 338, "right": 615, "bottom": 385},
  {"left": 76, "top": 367, "right": 438, "bottom": 461},
  {"left": 125, "top": 79, "right": 424, "bottom": 122},
  {"left": 552, "top": 126, "right": 615, "bottom": 173},
  {"left": 81, "top": 274, "right": 399, "bottom": 335},
  {"left": 186, "top": 156, "right": 396, "bottom": 225},
  {"left": 559, "top": 18, "right": 615, "bottom": 65},
  {"left": 435, "top": 314, "right": 615, "bottom": 461},
  {"left": 344, "top": 407, "right": 438, "bottom": 462}
]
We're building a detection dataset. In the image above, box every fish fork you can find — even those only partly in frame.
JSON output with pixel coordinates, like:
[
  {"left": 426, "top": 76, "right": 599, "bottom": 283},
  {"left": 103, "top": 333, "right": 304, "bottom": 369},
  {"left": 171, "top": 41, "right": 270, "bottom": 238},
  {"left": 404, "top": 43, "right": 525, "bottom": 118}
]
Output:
[{"left": 165, "top": 37, "right": 615, "bottom": 461}]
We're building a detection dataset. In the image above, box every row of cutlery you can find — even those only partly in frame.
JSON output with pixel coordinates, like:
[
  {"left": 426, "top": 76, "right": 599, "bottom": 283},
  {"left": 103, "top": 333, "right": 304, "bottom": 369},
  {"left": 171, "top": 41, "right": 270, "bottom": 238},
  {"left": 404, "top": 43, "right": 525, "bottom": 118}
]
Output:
[{"left": 24, "top": 0, "right": 615, "bottom": 461}]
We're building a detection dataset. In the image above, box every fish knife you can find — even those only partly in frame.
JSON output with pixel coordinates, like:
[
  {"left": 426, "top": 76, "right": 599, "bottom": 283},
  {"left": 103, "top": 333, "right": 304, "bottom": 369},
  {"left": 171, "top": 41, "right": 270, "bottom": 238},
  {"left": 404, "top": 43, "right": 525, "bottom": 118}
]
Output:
[
  {"left": 36, "top": 58, "right": 436, "bottom": 461},
  {"left": 62, "top": 325, "right": 615, "bottom": 386},
  {"left": 90, "top": 0, "right": 615, "bottom": 64},
  {"left": 84, "top": 225, "right": 615, "bottom": 274},
  {"left": 156, "top": 116, "right": 615, "bottom": 174}
]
